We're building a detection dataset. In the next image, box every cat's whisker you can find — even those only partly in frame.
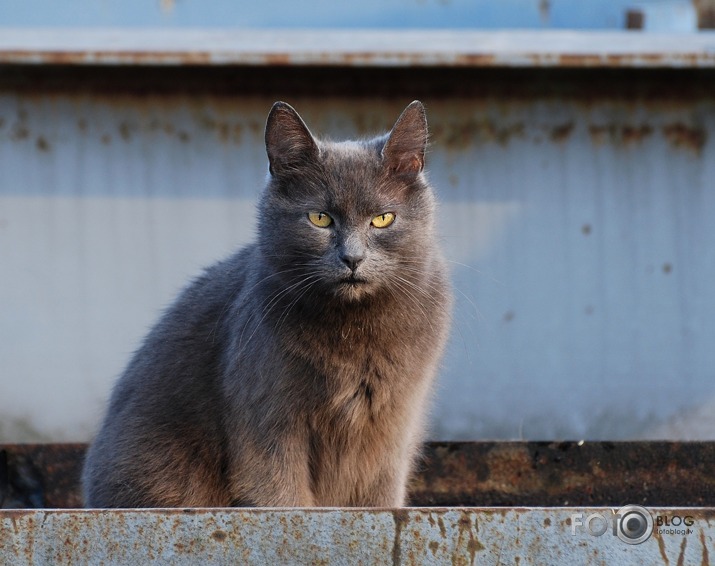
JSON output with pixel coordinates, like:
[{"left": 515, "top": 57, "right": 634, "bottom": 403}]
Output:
[
  {"left": 237, "top": 272, "right": 324, "bottom": 355},
  {"left": 386, "top": 275, "right": 436, "bottom": 334},
  {"left": 393, "top": 265, "right": 481, "bottom": 349},
  {"left": 394, "top": 265, "right": 483, "bottom": 322},
  {"left": 273, "top": 276, "right": 322, "bottom": 337},
  {"left": 387, "top": 271, "right": 444, "bottom": 303},
  {"left": 207, "top": 265, "right": 317, "bottom": 344}
]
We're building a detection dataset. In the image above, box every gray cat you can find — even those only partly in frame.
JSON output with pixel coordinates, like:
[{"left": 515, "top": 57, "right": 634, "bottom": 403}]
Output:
[{"left": 82, "top": 100, "right": 452, "bottom": 507}]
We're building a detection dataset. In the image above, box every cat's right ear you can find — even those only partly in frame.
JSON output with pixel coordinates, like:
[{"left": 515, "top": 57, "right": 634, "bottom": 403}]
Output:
[{"left": 265, "top": 102, "right": 319, "bottom": 177}]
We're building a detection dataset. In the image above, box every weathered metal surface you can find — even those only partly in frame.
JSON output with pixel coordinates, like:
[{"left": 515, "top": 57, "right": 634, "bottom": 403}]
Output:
[
  {"left": 4, "top": 442, "right": 715, "bottom": 509},
  {"left": 1, "top": 30, "right": 715, "bottom": 68},
  {"left": 2, "top": 65, "right": 715, "bottom": 442},
  {"left": 0, "top": 444, "right": 85, "bottom": 509},
  {"left": 413, "top": 442, "right": 715, "bottom": 507},
  {"left": 1, "top": 507, "right": 714, "bottom": 565}
]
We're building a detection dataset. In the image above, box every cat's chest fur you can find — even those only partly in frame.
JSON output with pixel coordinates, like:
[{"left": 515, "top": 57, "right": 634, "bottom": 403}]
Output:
[
  {"left": 282, "top": 296, "right": 429, "bottom": 418},
  {"left": 275, "top": 295, "right": 439, "bottom": 505}
]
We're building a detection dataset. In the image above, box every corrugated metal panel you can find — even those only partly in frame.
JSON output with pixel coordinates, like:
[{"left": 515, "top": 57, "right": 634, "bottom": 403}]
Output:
[
  {"left": 1, "top": 59, "right": 715, "bottom": 442},
  {"left": 1, "top": 30, "right": 715, "bottom": 67}
]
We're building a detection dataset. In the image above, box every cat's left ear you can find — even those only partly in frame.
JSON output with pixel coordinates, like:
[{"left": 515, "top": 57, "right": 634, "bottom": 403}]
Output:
[
  {"left": 265, "top": 101, "right": 319, "bottom": 176},
  {"left": 382, "top": 101, "right": 428, "bottom": 177}
]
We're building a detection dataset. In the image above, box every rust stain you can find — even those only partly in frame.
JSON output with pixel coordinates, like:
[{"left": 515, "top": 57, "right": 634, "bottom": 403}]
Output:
[
  {"left": 0, "top": 47, "right": 714, "bottom": 68},
  {"left": 622, "top": 124, "right": 654, "bottom": 144},
  {"left": 589, "top": 124, "right": 616, "bottom": 145},
  {"left": 211, "top": 530, "right": 227, "bottom": 542},
  {"left": 11, "top": 124, "right": 29, "bottom": 141},
  {"left": 550, "top": 122, "right": 574, "bottom": 143},
  {"left": 196, "top": 114, "right": 243, "bottom": 144},
  {"left": 248, "top": 120, "right": 262, "bottom": 136},
  {"left": 453, "top": 513, "right": 482, "bottom": 566},
  {"left": 0, "top": 49, "right": 214, "bottom": 66},
  {"left": 676, "top": 536, "right": 688, "bottom": 566},
  {"left": 663, "top": 123, "right": 708, "bottom": 154},
  {"left": 701, "top": 529, "right": 710, "bottom": 566},
  {"left": 118, "top": 121, "right": 132, "bottom": 141},
  {"left": 35, "top": 136, "right": 50, "bottom": 152},
  {"left": 467, "top": 536, "right": 485, "bottom": 555},
  {"left": 392, "top": 509, "right": 408, "bottom": 566},
  {"left": 589, "top": 123, "right": 654, "bottom": 146},
  {"left": 433, "top": 120, "right": 525, "bottom": 149},
  {"left": 655, "top": 529, "right": 670, "bottom": 566},
  {"left": 429, "top": 540, "right": 439, "bottom": 556},
  {"left": 437, "top": 516, "right": 447, "bottom": 539},
  {"left": 262, "top": 53, "right": 293, "bottom": 66}
]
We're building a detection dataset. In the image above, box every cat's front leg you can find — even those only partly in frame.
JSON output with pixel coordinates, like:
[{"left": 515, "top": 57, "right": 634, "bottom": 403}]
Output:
[
  {"left": 228, "top": 428, "right": 315, "bottom": 507},
  {"left": 357, "top": 459, "right": 412, "bottom": 507}
]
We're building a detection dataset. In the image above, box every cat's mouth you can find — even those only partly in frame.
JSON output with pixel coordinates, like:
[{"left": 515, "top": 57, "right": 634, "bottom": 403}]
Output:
[
  {"left": 340, "top": 275, "right": 368, "bottom": 286},
  {"left": 334, "top": 275, "right": 372, "bottom": 301}
]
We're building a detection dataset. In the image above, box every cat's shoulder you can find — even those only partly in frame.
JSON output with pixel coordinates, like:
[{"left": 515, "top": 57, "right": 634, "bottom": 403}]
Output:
[{"left": 168, "top": 243, "right": 260, "bottom": 314}]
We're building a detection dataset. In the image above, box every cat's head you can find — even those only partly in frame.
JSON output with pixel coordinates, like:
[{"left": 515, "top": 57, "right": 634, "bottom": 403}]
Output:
[{"left": 259, "top": 101, "right": 438, "bottom": 303}]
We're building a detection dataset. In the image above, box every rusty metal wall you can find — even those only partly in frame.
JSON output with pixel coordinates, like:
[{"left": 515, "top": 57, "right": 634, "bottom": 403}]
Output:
[{"left": 1, "top": 44, "right": 715, "bottom": 442}]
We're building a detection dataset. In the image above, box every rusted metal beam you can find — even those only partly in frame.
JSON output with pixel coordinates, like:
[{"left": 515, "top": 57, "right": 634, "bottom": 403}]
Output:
[
  {"left": 3, "top": 442, "right": 715, "bottom": 509},
  {"left": 1, "top": 507, "right": 713, "bottom": 565},
  {"left": 412, "top": 442, "right": 715, "bottom": 507},
  {"left": 1, "top": 30, "right": 715, "bottom": 68}
]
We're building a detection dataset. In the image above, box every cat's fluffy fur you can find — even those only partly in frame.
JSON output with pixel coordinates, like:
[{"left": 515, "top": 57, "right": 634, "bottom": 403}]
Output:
[{"left": 82, "top": 101, "right": 452, "bottom": 507}]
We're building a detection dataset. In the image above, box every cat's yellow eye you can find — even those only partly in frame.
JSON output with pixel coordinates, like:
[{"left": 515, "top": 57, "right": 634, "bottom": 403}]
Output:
[
  {"left": 308, "top": 211, "right": 333, "bottom": 228},
  {"left": 371, "top": 212, "right": 395, "bottom": 229}
]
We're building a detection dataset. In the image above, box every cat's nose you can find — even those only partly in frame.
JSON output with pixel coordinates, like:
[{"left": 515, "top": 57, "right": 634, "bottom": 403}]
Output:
[{"left": 340, "top": 253, "right": 364, "bottom": 272}]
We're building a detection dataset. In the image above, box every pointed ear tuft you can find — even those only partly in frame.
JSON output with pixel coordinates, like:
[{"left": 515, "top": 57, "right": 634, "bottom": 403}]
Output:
[
  {"left": 382, "top": 100, "right": 428, "bottom": 177},
  {"left": 265, "top": 101, "right": 318, "bottom": 176}
]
